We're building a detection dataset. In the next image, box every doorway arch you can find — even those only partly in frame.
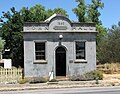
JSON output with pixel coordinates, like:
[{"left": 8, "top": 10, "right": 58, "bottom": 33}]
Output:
[{"left": 55, "top": 47, "right": 66, "bottom": 76}]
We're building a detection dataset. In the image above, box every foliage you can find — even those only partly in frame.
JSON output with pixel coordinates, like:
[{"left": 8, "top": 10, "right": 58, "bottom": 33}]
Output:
[
  {"left": 30, "top": 77, "right": 48, "bottom": 83},
  {"left": 89, "top": 70, "right": 103, "bottom": 80},
  {"left": 1, "top": 7, "right": 23, "bottom": 67},
  {"left": 97, "top": 23, "right": 120, "bottom": 64},
  {"left": 73, "top": 0, "right": 86, "bottom": 22},
  {"left": 0, "top": 4, "right": 68, "bottom": 67},
  {"left": 53, "top": 8, "right": 68, "bottom": 17},
  {"left": 73, "top": 0, "right": 104, "bottom": 24},
  {"left": 97, "top": 37, "right": 109, "bottom": 63},
  {"left": 0, "top": 37, "right": 5, "bottom": 57},
  {"left": 20, "top": 7, "right": 32, "bottom": 22},
  {"left": 87, "top": 0, "right": 104, "bottom": 25},
  {"left": 107, "top": 25, "right": 120, "bottom": 63},
  {"left": 18, "top": 78, "right": 29, "bottom": 84},
  {"left": 21, "top": 6, "right": 68, "bottom": 22},
  {"left": 29, "top": 4, "right": 48, "bottom": 22},
  {"left": 69, "top": 70, "right": 103, "bottom": 81},
  {"left": 96, "top": 25, "right": 107, "bottom": 63},
  {"left": 96, "top": 25, "right": 107, "bottom": 44}
]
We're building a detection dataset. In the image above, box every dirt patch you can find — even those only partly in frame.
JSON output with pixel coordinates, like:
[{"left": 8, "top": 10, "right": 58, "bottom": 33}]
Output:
[{"left": 103, "top": 74, "right": 120, "bottom": 80}]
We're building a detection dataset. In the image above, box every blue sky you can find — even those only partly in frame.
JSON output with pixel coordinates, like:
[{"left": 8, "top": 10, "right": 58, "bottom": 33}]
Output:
[{"left": 0, "top": 0, "right": 120, "bottom": 28}]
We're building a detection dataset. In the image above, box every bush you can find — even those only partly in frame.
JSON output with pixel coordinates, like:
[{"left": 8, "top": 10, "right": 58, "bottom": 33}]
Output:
[
  {"left": 85, "top": 70, "right": 103, "bottom": 80},
  {"left": 30, "top": 77, "right": 48, "bottom": 84},
  {"left": 69, "top": 75, "right": 88, "bottom": 81},
  {"left": 69, "top": 70, "right": 103, "bottom": 81},
  {"left": 18, "top": 78, "right": 29, "bottom": 84}
]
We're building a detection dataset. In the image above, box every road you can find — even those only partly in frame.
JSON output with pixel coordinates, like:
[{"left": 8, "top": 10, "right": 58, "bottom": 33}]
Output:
[{"left": 0, "top": 86, "right": 120, "bottom": 94}]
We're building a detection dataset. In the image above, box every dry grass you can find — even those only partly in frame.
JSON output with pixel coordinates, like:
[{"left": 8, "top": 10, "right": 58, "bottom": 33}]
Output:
[
  {"left": 97, "top": 68, "right": 120, "bottom": 85},
  {"left": 103, "top": 74, "right": 120, "bottom": 80},
  {"left": 97, "top": 63, "right": 120, "bottom": 74},
  {"left": 97, "top": 63, "right": 120, "bottom": 81},
  {"left": 104, "top": 63, "right": 120, "bottom": 70}
]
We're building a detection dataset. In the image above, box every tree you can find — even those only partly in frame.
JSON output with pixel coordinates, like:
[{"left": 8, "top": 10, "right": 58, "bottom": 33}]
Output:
[
  {"left": 97, "top": 23, "right": 120, "bottom": 63},
  {"left": 20, "top": 7, "right": 32, "bottom": 22},
  {"left": 107, "top": 24, "right": 120, "bottom": 63},
  {"left": 87, "top": 0, "right": 104, "bottom": 25},
  {"left": 97, "top": 35, "right": 109, "bottom": 63},
  {"left": 0, "top": 37, "right": 5, "bottom": 59},
  {"left": 96, "top": 25, "right": 107, "bottom": 44},
  {"left": 47, "top": 8, "right": 68, "bottom": 18},
  {"left": 87, "top": 0, "right": 106, "bottom": 43},
  {"left": 1, "top": 7, "right": 23, "bottom": 67},
  {"left": 53, "top": 8, "right": 68, "bottom": 16},
  {"left": 29, "top": 4, "right": 48, "bottom": 22},
  {"left": 20, "top": 5, "right": 68, "bottom": 23},
  {"left": 73, "top": 0, "right": 104, "bottom": 24},
  {"left": 73, "top": 0, "right": 86, "bottom": 22}
]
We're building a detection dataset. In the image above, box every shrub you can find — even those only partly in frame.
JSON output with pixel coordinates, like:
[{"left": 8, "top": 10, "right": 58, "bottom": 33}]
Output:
[
  {"left": 69, "top": 75, "right": 89, "bottom": 81},
  {"left": 69, "top": 70, "right": 103, "bottom": 81},
  {"left": 85, "top": 70, "right": 103, "bottom": 80},
  {"left": 18, "top": 78, "right": 29, "bottom": 84},
  {"left": 30, "top": 77, "right": 48, "bottom": 83}
]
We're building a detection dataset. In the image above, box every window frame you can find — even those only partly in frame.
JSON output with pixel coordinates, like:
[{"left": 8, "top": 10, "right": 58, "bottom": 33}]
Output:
[
  {"left": 33, "top": 40, "right": 47, "bottom": 63},
  {"left": 74, "top": 40, "right": 87, "bottom": 63},
  {"left": 35, "top": 42, "right": 46, "bottom": 60}
]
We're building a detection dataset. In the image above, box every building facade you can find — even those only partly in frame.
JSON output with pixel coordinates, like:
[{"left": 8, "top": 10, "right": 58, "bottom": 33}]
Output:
[{"left": 23, "top": 14, "right": 97, "bottom": 78}]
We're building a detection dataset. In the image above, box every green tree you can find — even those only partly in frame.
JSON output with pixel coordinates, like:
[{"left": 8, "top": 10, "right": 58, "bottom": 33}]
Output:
[
  {"left": 53, "top": 8, "right": 68, "bottom": 16},
  {"left": 73, "top": 0, "right": 86, "bottom": 22},
  {"left": 29, "top": 4, "right": 48, "bottom": 22},
  {"left": 87, "top": 0, "right": 104, "bottom": 25},
  {"left": 47, "top": 8, "right": 68, "bottom": 17},
  {"left": 97, "top": 23, "right": 120, "bottom": 63},
  {"left": 107, "top": 24, "right": 120, "bottom": 63},
  {"left": 20, "top": 5, "right": 68, "bottom": 23},
  {"left": 0, "top": 37, "right": 5, "bottom": 59},
  {"left": 96, "top": 25, "right": 107, "bottom": 43},
  {"left": 20, "top": 7, "right": 32, "bottom": 22},
  {"left": 88, "top": 0, "right": 106, "bottom": 43},
  {"left": 1, "top": 7, "right": 23, "bottom": 67},
  {"left": 97, "top": 35, "right": 109, "bottom": 63},
  {"left": 0, "top": 20, "right": 3, "bottom": 36}
]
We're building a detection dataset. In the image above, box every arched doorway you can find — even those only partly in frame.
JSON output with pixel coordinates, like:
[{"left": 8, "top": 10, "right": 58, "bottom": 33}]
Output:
[{"left": 56, "top": 47, "right": 66, "bottom": 76}]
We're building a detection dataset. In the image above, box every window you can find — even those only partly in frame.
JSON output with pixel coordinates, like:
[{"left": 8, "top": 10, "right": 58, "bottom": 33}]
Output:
[
  {"left": 76, "top": 41, "right": 85, "bottom": 59},
  {"left": 35, "top": 42, "right": 45, "bottom": 60}
]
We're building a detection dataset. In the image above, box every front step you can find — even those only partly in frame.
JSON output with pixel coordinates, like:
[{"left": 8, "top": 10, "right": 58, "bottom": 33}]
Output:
[{"left": 56, "top": 76, "right": 69, "bottom": 81}]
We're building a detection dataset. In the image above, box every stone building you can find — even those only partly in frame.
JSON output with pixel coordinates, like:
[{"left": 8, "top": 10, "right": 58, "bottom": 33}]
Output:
[{"left": 23, "top": 14, "right": 97, "bottom": 78}]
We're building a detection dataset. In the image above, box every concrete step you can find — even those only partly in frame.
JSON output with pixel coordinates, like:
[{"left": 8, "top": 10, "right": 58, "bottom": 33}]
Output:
[{"left": 56, "top": 76, "right": 69, "bottom": 81}]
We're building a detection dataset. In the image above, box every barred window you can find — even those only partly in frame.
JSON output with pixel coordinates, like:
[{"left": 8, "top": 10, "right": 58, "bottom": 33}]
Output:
[
  {"left": 76, "top": 42, "right": 85, "bottom": 59},
  {"left": 35, "top": 42, "right": 45, "bottom": 60}
]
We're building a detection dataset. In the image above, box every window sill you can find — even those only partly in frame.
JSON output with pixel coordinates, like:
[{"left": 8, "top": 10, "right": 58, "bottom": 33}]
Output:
[
  {"left": 74, "top": 59, "right": 87, "bottom": 63},
  {"left": 33, "top": 60, "right": 47, "bottom": 64}
]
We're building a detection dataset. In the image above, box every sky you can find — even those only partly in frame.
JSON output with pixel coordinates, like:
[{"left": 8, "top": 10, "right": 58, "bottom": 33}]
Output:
[{"left": 0, "top": 0, "right": 120, "bottom": 28}]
